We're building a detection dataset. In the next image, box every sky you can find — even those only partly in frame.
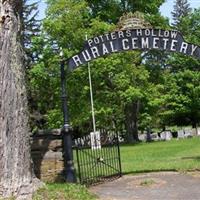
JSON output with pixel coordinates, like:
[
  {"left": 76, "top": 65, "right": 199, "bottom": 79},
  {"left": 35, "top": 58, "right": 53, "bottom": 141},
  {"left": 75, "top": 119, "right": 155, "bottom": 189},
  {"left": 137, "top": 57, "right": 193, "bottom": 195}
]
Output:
[
  {"left": 160, "top": 0, "right": 200, "bottom": 22},
  {"left": 33, "top": 0, "right": 200, "bottom": 22}
]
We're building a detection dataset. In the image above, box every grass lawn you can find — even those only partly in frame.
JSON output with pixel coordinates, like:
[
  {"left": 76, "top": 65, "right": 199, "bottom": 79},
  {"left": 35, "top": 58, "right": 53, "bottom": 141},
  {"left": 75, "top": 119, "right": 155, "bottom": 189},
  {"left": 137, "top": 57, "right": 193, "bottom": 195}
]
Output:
[
  {"left": 121, "top": 137, "right": 200, "bottom": 174},
  {"left": 33, "top": 183, "right": 96, "bottom": 200},
  {"left": 33, "top": 137, "right": 200, "bottom": 200}
]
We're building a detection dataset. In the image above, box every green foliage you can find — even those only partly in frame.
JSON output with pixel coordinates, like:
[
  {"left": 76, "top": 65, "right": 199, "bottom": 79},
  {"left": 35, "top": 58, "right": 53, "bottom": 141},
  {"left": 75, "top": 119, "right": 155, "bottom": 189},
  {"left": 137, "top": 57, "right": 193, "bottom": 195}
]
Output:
[
  {"left": 66, "top": 51, "right": 152, "bottom": 132},
  {"left": 27, "top": 0, "right": 200, "bottom": 139},
  {"left": 179, "top": 8, "right": 200, "bottom": 44},
  {"left": 30, "top": 0, "right": 165, "bottom": 132},
  {"left": 45, "top": 0, "right": 90, "bottom": 51},
  {"left": 86, "top": 0, "right": 165, "bottom": 23},
  {"left": 158, "top": 8, "right": 200, "bottom": 128},
  {"left": 27, "top": 35, "right": 62, "bottom": 130},
  {"left": 86, "top": 0, "right": 121, "bottom": 23},
  {"left": 161, "top": 70, "right": 200, "bottom": 127},
  {"left": 120, "top": 0, "right": 165, "bottom": 15}
]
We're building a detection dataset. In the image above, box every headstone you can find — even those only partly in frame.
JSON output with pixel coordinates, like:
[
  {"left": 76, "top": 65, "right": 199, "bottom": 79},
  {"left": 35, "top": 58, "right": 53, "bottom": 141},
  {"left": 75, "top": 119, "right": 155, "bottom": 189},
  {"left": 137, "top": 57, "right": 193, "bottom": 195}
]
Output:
[
  {"left": 139, "top": 134, "right": 147, "bottom": 141},
  {"left": 165, "top": 131, "right": 172, "bottom": 141},
  {"left": 191, "top": 128, "right": 197, "bottom": 136},
  {"left": 184, "top": 129, "right": 192, "bottom": 138},
  {"left": 160, "top": 132, "right": 166, "bottom": 140},
  {"left": 178, "top": 129, "right": 185, "bottom": 138},
  {"left": 90, "top": 131, "right": 101, "bottom": 150},
  {"left": 160, "top": 131, "right": 172, "bottom": 141},
  {"left": 197, "top": 128, "right": 200, "bottom": 136}
]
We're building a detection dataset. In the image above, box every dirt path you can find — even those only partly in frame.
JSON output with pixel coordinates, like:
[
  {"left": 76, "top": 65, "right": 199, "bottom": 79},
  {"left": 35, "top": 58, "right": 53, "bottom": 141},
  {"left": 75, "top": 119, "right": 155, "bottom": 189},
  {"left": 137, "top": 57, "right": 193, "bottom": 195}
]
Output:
[{"left": 90, "top": 171, "right": 200, "bottom": 200}]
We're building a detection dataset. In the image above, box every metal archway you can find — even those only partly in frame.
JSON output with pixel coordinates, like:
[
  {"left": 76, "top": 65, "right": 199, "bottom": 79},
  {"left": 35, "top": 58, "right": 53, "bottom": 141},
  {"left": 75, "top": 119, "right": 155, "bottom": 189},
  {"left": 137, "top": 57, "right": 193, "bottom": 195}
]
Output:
[{"left": 61, "top": 28, "right": 200, "bottom": 183}]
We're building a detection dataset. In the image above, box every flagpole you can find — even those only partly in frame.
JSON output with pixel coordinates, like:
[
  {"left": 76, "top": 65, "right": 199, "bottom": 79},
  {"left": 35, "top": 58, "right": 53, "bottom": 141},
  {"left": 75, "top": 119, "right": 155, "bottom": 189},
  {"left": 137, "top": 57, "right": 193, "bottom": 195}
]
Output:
[{"left": 86, "top": 34, "right": 96, "bottom": 134}]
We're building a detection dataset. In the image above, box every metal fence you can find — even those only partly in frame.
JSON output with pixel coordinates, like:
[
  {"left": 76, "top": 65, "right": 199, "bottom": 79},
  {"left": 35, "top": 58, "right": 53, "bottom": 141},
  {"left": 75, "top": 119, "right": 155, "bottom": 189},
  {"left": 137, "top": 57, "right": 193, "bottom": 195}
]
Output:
[{"left": 73, "top": 132, "right": 122, "bottom": 185}]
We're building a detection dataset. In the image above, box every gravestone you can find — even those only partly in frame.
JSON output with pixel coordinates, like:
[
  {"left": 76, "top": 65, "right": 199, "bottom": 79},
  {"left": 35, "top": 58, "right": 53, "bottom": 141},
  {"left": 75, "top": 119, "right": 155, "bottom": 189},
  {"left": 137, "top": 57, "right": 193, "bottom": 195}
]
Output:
[
  {"left": 160, "top": 132, "right": 166, "bottom": 140},
  {"left": 160, "top": 131, "right": 172, "bottom": 141},
  {"left": 184, "top": 129, "right": 192, "bottom": 138},
  {"left": 197, "top": 128, "right": 200, "bottom": 136},
  {"left": 139, "top": 134, "right": 147, "bottom": 141},
  {"left": 191, "top": 128, "right": 197, "bottom": 136},
  {"left": 90, "top": 131, "right": 101, "bottom": 150},
  {"left": 178, "top": 129, "right": 185, "bottom": 138},
  {"left": 165, "top": 131, "right": 172, "bottom": 140}
]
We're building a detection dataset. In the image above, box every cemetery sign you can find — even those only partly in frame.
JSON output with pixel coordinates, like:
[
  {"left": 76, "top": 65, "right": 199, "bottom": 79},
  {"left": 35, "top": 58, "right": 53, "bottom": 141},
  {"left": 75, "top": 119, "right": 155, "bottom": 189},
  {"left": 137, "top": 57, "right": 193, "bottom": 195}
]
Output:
[{"left": 68, "top": 28, "right": 200, "bottom": 70}]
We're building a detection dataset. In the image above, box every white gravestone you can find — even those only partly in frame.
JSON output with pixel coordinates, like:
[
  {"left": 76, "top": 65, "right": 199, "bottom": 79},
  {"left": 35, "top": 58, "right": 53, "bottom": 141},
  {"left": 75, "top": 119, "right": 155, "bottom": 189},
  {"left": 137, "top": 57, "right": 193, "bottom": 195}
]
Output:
[
  {"left": 197, "top": 128, "right": 200, "bottom": 136},
  {"left": 139, "top": 134, "right": 147, "bottom": 141},
  {"left": 184, "top": 129, "right": 192, "bottom": 138},
  {"left": 178, "top": 129, "right": 185, "bottom": 138},
  {"left": 160, "top": 131, "right": 172, "bottom": 141},
  {"left": 90, "top": 131, "right": 101, "bottom": 150},
  {"left": 165, "top": 131, "right": 172, "bottom": 141}
]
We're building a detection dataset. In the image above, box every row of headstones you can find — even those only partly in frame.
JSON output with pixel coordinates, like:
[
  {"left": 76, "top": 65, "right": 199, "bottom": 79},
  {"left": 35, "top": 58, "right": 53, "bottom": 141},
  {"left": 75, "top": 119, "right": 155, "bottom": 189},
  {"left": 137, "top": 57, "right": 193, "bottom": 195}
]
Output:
[{"left": 139, "top": 128, "right": 200, "bottom": 142}]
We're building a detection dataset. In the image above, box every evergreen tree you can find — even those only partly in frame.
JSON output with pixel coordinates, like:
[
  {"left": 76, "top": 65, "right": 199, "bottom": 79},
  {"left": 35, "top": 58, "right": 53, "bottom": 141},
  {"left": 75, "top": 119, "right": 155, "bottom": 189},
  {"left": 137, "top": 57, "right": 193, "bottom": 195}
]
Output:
[
  {"left": 171, "top": 0, "right": 191, "bottom": 26},
  {"left": 22, "top": 0, "right": 41, "bottom": 66}
]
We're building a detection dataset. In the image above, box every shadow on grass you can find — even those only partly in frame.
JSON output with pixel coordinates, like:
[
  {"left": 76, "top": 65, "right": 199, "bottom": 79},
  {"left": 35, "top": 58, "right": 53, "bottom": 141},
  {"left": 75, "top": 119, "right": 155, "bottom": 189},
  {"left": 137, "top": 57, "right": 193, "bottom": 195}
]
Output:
[
  {"left": 181, "top": 156, "right": 200, "bottom": 161},
  {"left": 122, "top": 169, "right": 178, "bottom": 176},
  {"left": 120, "top": 140, "right": 167, "bottom": 147}
]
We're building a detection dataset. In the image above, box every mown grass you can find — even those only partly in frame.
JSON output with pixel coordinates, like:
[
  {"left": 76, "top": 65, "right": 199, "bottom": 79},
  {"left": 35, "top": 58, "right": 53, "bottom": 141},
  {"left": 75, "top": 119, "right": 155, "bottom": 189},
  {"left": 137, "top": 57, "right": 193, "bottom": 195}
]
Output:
[
  {"left": 33, "top": 183, "right": 96, "bottom": 200},
  {"left": 121, "top": 137, "right": 200, "bottom": 174},
  {"left": 33, "top": 137, "right": 200, "bottom": 200}
]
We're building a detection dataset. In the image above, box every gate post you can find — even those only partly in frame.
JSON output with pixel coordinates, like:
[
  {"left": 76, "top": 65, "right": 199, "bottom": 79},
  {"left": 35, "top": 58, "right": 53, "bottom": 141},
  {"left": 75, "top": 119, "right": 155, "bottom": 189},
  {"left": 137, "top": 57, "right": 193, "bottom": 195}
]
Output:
[{"left": 60, "top": 57, "right": 76, "bottom": 183}]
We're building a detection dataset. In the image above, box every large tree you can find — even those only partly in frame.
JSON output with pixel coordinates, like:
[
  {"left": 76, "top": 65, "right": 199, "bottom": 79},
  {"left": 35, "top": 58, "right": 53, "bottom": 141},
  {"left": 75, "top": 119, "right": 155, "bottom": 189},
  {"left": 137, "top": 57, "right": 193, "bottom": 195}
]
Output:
[
  {"left": 160, "top": 70, "right": 200, "bottom": 129},
  {"left": 161, "top": 8, "right": 200, "bottom": 130},
  {"left": 0, "top": 0, "right": 40, "bottom": 199},
  {"left": 28, "top": 0, "right": 168, "bottom": 142}
]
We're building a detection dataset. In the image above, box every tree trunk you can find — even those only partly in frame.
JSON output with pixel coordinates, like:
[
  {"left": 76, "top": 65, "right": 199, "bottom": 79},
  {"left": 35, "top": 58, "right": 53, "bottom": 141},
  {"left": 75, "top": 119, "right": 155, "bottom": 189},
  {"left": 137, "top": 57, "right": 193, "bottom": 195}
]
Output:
[
  {"left": 192, "top": 121, "right": 198, "bottom": 135},
  {"left": 0, "top": 1, "right": 41, "bottom": 199},
  {"left": 124, "top": 101, "right": 140, "bottom": 143}
]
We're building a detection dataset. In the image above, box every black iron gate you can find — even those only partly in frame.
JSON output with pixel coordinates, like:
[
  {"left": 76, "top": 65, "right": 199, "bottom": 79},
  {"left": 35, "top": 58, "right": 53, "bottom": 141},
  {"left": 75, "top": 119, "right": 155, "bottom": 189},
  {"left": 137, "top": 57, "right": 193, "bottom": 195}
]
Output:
[{"left": 73, "top": 132, "right": 122, "bottom": 185}]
